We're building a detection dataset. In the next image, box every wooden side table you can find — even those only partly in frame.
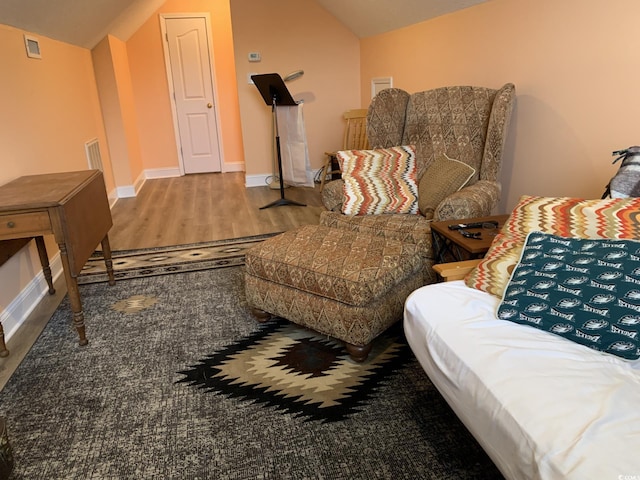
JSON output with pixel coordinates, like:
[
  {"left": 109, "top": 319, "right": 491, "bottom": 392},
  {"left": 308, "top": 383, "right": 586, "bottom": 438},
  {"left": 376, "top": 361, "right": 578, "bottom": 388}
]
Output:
[
  {"left": 0, "top": 170, "right": 116, "bottom": 356},
  {"left": 431, "top": 214, "right": 510, "bottom": 264}
]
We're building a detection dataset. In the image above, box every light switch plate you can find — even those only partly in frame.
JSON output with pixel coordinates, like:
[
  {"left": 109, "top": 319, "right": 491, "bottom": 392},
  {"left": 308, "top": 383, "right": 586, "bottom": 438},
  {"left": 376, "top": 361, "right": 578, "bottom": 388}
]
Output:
[{"left": 248, "top": 52, "right": 261, "bottom": 62}]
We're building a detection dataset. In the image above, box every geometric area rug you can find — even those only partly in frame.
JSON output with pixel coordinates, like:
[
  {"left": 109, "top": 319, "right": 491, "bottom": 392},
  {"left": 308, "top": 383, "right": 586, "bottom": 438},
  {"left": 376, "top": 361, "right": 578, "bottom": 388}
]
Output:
[{"left": 177, "top": 319, "right": 411, "bottom": 423}]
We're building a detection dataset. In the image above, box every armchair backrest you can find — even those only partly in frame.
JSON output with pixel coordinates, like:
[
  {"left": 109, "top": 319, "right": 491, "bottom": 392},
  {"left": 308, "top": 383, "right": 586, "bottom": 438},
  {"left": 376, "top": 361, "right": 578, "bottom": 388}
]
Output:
[
  {"left": 366, "top": 84, "right": 515, "bottom": 183},
  {"left": 366, "top": 89, "right": 410, "bottom": 149}
]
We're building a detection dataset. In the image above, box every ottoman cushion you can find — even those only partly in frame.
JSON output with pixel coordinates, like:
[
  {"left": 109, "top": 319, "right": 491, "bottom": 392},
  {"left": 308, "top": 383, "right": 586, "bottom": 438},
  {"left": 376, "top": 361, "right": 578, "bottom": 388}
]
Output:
[{"left": 245, "top": 225, "right": 422, "bottom": 307}]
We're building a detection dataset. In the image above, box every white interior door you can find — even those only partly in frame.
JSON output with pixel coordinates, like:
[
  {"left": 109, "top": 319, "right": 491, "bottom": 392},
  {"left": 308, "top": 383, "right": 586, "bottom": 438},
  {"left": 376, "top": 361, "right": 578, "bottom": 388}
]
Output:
[{"left": 165, "top": 16, "right": 222, "bottom": 174}]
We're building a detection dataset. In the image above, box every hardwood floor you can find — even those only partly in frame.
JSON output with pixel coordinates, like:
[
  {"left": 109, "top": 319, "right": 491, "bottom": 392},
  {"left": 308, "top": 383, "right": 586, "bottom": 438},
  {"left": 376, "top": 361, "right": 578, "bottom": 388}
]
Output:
[
  {"left": 0, "top": 173, "right": 325, "bottom": 389},
  {"left": 108, "top": 172, "right": 324, "bottom": 250}
]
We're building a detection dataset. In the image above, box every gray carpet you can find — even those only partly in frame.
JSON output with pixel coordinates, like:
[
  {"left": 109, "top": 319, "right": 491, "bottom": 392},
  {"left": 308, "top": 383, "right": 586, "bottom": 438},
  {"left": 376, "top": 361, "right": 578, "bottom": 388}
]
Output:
[{"left": 0, "top": 260, "right": 503, "bottom": 479}]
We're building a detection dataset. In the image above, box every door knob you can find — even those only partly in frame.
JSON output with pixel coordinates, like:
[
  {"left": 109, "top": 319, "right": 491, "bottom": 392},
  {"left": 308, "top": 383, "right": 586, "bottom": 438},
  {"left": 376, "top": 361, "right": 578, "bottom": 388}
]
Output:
[{"left": 207, "top": 103, "right": 213, "bottom": 108}]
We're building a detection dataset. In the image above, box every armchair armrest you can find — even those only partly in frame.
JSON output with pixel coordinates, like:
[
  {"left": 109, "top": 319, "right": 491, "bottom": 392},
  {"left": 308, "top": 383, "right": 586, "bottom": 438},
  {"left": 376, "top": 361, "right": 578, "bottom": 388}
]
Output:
[
  {"left": 434, "top": 180, "right": 501, "bottom": 221},
  {"left": 320, "top": 179, "right": 344, "bottom": 212},
  {"left": 433, "top": 259, "right": 481, "bottom": 282}
]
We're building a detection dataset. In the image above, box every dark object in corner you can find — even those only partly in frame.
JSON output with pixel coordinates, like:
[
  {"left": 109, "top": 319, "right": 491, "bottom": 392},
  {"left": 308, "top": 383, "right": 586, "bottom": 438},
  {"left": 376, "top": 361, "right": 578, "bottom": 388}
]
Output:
[{"left": 0, "top": 417, "right": 14, "bottom": 480}]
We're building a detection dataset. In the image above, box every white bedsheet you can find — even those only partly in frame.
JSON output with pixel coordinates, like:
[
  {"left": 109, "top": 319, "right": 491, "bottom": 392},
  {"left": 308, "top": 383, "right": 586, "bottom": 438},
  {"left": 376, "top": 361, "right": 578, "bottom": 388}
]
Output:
[{"left": 404, "top": 280, "right": 640, "bottom": 480}]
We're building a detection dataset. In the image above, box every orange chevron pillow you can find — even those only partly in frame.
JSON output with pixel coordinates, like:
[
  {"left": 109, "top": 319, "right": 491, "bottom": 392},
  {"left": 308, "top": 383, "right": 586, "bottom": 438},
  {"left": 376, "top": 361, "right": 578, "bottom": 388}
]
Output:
[
  {"left": 465, "top": 195, "right": 640, "bottom": 298},
  {"left": 338, "top": 145, "right": 419, "bottom": 216}
]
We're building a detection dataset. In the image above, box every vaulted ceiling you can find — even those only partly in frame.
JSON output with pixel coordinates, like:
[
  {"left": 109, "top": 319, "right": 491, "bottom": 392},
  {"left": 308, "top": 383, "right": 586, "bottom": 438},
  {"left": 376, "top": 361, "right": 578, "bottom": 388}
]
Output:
[
  {"left": 0, "top": 0, "right": 165, "bottom": 49},
  {"left": 313, "top": 0, "right": 487, "bottom": 38},
  {"left": 0, "top": 0, "right": 487, "bottom": 49}
]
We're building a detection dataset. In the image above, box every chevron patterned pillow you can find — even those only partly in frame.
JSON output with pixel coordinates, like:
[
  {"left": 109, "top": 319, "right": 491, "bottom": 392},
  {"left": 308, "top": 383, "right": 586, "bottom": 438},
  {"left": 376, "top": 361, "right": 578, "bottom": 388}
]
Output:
[
  {"left": 338, "top": 145, "right": 418, "bottom": 216},
  {"left": 465, "top": 195, "right": 640, "bottom": 298}
]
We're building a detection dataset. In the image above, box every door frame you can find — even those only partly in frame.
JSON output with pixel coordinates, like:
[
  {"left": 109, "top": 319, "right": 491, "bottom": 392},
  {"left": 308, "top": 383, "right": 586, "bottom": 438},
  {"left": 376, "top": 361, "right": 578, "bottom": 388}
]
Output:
[{"left": 160, "top": 13, "right": 225, "bottom": 175}]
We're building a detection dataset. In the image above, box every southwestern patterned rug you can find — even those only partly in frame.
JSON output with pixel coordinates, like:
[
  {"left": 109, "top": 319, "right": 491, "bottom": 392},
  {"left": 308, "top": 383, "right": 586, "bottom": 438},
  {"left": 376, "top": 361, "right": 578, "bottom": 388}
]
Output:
[
  {"left": 79, "top": 233, "right": 279, "bottom": 284},
  {"left": 178, "top": 319, "right": 411, "bottom": 423},
  {"left": 0, "top": 240, "right": 503, "bottom": 479}
]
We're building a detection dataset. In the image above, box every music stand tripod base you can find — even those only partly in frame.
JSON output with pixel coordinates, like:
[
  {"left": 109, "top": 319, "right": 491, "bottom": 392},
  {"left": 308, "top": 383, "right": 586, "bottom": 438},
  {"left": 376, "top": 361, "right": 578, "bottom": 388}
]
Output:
[{"left": 259, "top": 197, "right": 306, "bottom": 209}]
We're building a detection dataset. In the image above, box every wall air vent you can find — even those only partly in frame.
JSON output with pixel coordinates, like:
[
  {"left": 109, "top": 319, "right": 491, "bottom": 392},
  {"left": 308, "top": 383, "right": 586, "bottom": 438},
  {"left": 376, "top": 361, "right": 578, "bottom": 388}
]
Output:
[
  {"left": 85, "top": 139, "right": 104, "bottom": 171},
  {"left": 371, "top": 77, "right": 393, "bottom": 98},
  {"left": 24, "top": 35, "right": 41, "bottom": 59}
]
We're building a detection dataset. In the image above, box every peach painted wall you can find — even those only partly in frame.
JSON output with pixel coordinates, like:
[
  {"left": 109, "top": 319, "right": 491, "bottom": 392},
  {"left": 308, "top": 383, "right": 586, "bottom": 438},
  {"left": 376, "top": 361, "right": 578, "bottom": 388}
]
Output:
[
  {"left": 230, "top": 0, "right": 361, "bottom": 180},
  {"left": 360, "top": 0, "right": 640, "bottom": 213},
  {"left": 92, "top": 35, "right": 144, "bottom": 187},
  {"left": 126, "top": 0, "right": 244, "bottom": 172},
  {"left": 0, "top": 24, "right": 113, "bottom": 335},
  {"left": 0, "top": 25, "right": 113, "bottom": 187},
  {"left": 110, "top": 37, "right": 145, "bottom": 184}
]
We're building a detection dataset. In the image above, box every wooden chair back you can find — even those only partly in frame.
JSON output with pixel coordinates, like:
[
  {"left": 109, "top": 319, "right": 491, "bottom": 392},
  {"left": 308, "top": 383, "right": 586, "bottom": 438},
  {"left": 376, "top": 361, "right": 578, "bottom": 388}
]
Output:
[
  {"left": 342, "top": 109, "right": 369, "bottom": 150},
  {"left": 320, "top": 108, "right": 370, "bottom": 191}
]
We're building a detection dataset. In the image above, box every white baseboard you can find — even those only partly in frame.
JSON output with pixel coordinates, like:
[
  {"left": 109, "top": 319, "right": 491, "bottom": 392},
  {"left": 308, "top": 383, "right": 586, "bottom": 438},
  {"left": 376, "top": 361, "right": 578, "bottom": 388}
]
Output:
[
  {"left": 108, "top": 188, "right": 119, "bottom": 208},
  {"left": 116, "top": 185, "right": 136, "bottom": 198},
  {"left": 0, "top": 252, "right": 63, "bottom": 342},
  {"left": 133, "top": 170, "right": 147, "bottom": 194},
  {"left": 245, "top": 174, "right": 271, "bottom": 188},
  {"left": 245, "top": 172, "right": 321, "bottom": 188},
  {"left": 114, "top": 166, "right": 259, "bottom": 199},
  {"left": 144, "top": 167, "right": 182, "bottom": 179}
]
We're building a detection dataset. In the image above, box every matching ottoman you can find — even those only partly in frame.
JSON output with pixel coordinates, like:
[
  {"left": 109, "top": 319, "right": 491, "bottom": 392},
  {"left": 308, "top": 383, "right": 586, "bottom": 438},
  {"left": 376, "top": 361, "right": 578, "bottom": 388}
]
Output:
[{"left": 244, "top": 225, "right": 423, "bottom": 361}]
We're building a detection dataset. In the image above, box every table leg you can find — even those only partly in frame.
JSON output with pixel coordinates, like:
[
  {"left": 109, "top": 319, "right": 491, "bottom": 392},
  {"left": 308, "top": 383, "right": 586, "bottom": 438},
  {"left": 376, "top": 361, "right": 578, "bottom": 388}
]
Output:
[
  {"left": 432, "top": 230, "right": 455, "bottom": 264},
  {"left": 34, "top": 236, "right": 55, "bottom": 295},
  {"left": 0, "top": 323, "right": 8, "bottom": 357},
  {"left": 100, "top": 235, "right": 116, "bottom": 286},
  {"left": 59, "top": 243, "right": 88, "bottom": 347},
  {"left": 431, "top": 230, "right": 471, "bottom": 263}
]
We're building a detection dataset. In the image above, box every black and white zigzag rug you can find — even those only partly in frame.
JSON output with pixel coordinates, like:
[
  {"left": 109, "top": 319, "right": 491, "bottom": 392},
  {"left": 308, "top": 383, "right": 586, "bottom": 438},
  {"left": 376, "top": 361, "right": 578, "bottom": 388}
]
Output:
[{"left": 177, "top": 319, "right": 411, "bottom": 423}]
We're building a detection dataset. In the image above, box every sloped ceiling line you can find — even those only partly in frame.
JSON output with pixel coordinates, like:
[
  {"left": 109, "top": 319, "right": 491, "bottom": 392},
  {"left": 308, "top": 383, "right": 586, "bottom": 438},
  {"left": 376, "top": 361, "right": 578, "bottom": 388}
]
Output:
[{"left": 0, "top": 0, "right": 487, "bottom": 49}]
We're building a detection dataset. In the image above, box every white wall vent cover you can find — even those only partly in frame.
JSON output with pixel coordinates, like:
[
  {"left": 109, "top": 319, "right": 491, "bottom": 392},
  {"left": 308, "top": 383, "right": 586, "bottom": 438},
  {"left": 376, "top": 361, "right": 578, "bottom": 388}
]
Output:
[
  {"left": 85, "top": 139, "right": 104, "bottom": 171},
  {"left": 24, "top": 35, "right": 41, "bottom": 59}
]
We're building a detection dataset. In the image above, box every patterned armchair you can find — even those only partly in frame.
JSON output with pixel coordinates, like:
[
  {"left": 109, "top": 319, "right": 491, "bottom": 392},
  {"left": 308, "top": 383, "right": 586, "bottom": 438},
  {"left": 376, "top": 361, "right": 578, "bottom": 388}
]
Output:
[{"left": 320, "top": 83, "right": 516, "bottom": 284}]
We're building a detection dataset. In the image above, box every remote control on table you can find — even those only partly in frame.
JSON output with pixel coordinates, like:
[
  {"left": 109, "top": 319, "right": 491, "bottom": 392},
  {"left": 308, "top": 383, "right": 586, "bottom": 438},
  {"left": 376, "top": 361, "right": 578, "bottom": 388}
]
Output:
[{"left": 447, "top": 220, "right": 499, "bottom": 230}]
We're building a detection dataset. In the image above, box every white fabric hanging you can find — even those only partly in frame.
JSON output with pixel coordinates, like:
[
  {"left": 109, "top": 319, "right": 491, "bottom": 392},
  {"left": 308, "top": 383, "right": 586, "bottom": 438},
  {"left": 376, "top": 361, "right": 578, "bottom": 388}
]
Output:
[{"left": 276, "top": 103, "right": 314, "bottom": 187}]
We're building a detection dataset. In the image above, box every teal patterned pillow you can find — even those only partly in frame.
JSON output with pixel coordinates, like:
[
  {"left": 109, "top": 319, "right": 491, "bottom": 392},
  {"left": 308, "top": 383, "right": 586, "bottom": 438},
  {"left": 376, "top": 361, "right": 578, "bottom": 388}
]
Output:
[{"left": 497, "top": 232, "right": 640, "bottom": 360}]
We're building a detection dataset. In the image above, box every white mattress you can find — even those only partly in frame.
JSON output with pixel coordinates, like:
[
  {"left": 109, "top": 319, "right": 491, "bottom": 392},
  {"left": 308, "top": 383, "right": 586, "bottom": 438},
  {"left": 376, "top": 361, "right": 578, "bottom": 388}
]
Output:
[{"left": 404, "top": 280, "right": 640, "bottom": 480}]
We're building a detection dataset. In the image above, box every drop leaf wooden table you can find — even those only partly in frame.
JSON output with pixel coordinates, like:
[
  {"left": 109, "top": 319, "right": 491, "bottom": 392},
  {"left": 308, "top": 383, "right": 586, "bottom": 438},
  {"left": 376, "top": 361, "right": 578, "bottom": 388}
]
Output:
[{"left": 0, "top": 170, "right": 115, "bottom": 356}]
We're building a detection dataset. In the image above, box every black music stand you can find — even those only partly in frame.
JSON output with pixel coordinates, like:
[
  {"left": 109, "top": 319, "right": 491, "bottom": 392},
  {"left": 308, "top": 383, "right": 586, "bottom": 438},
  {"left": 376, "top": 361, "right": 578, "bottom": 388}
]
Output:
[{"left": 251, "top": 73, "right": 306, "bottom": 209}]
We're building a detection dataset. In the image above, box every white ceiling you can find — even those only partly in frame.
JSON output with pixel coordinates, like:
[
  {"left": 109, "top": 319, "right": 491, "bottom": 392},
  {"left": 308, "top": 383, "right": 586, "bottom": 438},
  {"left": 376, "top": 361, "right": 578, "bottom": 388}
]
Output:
[{"left": 0, "top": 0, "right": 488, "bottom": 49}]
